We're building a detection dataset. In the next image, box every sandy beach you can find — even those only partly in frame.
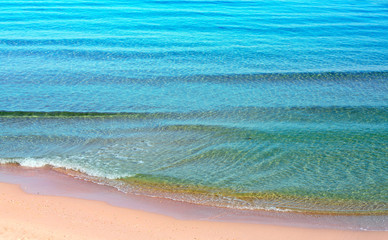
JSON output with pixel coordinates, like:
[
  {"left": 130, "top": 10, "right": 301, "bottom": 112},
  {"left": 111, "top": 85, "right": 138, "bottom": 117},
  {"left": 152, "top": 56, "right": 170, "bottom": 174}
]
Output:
[
  {"left": 1, "top": 0, "right": 387, "bottom": 239},
  {"left": 0, "top": 181, "right": 386, "bottom": 240}
]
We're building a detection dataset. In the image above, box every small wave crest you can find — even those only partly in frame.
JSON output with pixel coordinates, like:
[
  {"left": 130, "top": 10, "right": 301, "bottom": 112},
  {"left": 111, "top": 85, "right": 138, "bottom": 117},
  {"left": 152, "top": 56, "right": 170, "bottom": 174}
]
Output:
[{"left": 0, "top": 157, "right": 129, "bottom": 180}]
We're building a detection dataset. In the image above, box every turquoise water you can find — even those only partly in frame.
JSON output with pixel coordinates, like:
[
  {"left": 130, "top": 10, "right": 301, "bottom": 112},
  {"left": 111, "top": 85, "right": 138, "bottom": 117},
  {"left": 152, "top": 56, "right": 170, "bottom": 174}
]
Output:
[{"left": 0, "top": 0, "right": 387, "bottom": 214}]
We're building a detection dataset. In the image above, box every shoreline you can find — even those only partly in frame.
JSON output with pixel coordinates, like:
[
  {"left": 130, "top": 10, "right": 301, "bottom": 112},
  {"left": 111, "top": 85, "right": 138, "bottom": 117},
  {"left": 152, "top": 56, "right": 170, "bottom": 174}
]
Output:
[
  {"left": 1, "top": 164, "right": 387, "bottom": 219},
  {"left": 1, "top": 182, "right": 387, "bottom": 240},
  {"left": 0, "top": 165, "right": 387, "bottom": 239},
  {"left": 0, "top": 165, "right": 387, "bottom": 230}
]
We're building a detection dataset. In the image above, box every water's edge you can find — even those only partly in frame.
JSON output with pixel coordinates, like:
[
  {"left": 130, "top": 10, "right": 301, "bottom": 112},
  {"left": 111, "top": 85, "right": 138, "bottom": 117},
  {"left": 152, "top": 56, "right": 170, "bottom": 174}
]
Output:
[{"left": 0, "top": 164, "right": 386, "bottom": 231}]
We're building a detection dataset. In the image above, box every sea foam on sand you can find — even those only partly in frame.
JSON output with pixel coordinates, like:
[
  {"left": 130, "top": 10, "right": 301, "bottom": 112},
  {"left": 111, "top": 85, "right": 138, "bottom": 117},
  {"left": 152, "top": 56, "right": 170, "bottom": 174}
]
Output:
[{"left": 0, "top": 166, "right": 387, "bottom": 240}]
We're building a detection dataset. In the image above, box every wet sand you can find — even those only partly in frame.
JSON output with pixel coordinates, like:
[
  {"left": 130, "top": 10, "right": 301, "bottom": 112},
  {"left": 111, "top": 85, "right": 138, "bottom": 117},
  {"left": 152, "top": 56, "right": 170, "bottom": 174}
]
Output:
[{"left": 0, "top": 166, "right": 387, "bottom": 240}]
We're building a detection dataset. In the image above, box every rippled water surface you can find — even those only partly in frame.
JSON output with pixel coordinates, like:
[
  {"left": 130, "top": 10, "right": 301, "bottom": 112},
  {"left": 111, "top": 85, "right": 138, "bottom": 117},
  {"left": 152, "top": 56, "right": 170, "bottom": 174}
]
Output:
[
  {"left": 1, "top": 0, "right": 387, "bottom": 76},
  {"left": 0, "top": 0, "right": 387, "bottom": 215}
]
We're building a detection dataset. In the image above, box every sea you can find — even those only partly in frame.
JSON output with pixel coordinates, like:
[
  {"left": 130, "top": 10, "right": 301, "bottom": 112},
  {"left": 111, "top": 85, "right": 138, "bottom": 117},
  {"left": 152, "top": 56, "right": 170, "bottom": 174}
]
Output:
[{"left": 0, "top": 0, "right": 387, "bottom": 218}]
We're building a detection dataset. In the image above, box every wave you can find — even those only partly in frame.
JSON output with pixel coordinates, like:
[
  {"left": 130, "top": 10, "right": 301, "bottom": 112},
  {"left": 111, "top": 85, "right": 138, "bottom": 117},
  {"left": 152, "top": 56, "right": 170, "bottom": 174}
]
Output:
[
  {"left": 1, "top": 108, "right": 387, "bottom": 215},
  {"left": 1, "top": 161, "right": 387, "bottom": 215},
  {"left": 1, "top": 0, "right": 387, "bottom": 218}
]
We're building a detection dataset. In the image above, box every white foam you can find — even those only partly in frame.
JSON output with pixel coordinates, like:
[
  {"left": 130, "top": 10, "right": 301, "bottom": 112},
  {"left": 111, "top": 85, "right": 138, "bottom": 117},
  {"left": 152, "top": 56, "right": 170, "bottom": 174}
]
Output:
[{"left": 0, "top": 157, "right": 128, "bottom": 180}]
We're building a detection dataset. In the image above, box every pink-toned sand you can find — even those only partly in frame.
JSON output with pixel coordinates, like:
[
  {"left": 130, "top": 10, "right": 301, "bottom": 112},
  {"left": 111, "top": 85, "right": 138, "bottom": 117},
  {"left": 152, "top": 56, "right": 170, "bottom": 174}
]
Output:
[{"left": 0, "top": 182, "right": 386, "bottom": 240}]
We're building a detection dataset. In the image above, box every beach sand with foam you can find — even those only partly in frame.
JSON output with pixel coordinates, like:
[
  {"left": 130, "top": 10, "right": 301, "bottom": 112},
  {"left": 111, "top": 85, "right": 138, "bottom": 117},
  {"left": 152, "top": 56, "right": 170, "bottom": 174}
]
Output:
[
  {"left": 1, "top": 166, "right": 387, "bottom": 240},
  {"left": 1, "top": 182, "right": 387, "bottom": 240}
]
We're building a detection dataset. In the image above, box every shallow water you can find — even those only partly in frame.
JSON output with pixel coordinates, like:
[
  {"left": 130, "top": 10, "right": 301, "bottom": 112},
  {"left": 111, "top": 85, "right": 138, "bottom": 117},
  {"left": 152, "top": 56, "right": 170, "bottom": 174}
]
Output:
[{"left": 0, "top": 0, "right": 387, "bottom": 215}]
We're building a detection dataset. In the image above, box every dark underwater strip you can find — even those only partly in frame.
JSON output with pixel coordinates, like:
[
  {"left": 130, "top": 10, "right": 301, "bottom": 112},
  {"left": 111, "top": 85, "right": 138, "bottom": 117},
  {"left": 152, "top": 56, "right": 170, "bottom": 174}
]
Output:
[
  {"left": 0, "top": 105, "right": 386, "bottom": 118},
  {"left": 0, "top": 111, "right": 160, "bottom": 118}
]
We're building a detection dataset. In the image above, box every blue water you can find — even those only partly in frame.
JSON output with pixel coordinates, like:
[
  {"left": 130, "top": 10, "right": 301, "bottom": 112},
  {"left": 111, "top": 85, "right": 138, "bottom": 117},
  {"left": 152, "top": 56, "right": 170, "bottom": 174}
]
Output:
[
  {"left": 1, "top": 0, "right": 387, "bottom": 78},
  {"left": 0, "top": 0, "right": 387, "bottom": 215}
]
